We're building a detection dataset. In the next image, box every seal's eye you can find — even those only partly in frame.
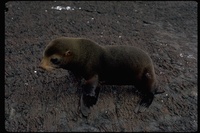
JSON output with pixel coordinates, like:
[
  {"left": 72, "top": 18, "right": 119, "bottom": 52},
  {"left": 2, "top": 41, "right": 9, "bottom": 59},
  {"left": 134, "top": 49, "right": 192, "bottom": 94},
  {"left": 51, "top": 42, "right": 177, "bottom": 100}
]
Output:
[{"left": 50, "top": 58, "right": 60, "bottom": 65}]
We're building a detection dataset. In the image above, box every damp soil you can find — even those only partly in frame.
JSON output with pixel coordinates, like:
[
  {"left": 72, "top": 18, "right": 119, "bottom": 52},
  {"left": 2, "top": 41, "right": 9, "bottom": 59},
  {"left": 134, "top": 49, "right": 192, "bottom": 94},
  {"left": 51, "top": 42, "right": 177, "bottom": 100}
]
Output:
[{"left": 5, "top": 1, "right": 197, "bottom": 132}]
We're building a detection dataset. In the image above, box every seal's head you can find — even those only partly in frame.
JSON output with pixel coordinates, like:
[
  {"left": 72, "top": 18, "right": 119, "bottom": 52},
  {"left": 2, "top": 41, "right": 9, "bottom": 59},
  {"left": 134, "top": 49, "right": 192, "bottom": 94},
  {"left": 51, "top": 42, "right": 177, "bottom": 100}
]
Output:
[{"left": 40, "top": 37, "right": 74, "bottom": 71}]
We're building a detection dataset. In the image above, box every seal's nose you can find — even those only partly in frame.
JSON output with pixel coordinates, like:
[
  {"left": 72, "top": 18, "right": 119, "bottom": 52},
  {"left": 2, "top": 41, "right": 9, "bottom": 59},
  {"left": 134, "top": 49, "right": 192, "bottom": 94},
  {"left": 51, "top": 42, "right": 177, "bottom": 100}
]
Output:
[
  {"left": 39, "top": 59, "right": 46, "bottom": 69},
  {"left": 39, "top": 62, "right": 45, "bottom": 70}
]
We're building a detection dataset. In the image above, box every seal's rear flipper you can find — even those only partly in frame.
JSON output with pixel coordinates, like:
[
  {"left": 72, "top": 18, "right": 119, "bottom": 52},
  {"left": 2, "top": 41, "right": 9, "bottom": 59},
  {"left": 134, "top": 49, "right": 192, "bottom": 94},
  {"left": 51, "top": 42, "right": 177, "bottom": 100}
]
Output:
[
  {"left": 155, "top": 90, "right": 165, "bottom": 95},
  {"left": 154, "top": 87, "right": 165, "bottom": 95}
]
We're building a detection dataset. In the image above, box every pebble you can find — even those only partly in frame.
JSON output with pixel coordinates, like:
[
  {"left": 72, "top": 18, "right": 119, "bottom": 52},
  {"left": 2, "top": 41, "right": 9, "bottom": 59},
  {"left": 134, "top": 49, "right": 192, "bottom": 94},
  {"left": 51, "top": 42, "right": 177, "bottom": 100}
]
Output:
[{"left": 66, "top": 6, "right": 71, "bottom": 10}]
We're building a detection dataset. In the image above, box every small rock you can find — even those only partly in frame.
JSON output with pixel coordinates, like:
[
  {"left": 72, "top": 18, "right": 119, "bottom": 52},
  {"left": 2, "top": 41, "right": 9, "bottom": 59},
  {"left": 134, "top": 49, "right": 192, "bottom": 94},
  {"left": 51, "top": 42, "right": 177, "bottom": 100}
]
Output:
[
  {"left": 72, "top": 117, "right": 77, "bottom": 121},
  {"left": 66, "top": 6, "right": 71, "bottom": 10}
]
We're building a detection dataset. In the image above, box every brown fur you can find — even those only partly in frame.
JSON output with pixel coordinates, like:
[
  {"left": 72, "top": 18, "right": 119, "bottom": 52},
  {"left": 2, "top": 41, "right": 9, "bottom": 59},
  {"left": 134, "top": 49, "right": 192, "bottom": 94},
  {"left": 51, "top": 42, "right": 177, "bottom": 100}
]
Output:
[{"left": 40, "top": 37, "right": 163, "bottom": 115}]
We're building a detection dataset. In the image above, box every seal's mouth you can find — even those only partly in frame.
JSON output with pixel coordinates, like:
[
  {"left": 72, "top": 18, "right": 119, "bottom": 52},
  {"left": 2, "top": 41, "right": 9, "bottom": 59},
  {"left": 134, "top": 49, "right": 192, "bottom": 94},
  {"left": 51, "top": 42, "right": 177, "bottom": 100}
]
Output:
[{"left": 39, "top": 64, "right": 54, "bottom": 71}]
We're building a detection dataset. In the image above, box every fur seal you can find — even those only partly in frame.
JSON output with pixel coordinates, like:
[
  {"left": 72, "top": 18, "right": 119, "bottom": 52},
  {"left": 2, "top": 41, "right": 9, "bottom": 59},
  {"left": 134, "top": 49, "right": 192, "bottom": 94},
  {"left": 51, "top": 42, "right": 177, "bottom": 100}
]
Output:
[{"left": 40, "top": 37, "right": 164, "bottom": 116}]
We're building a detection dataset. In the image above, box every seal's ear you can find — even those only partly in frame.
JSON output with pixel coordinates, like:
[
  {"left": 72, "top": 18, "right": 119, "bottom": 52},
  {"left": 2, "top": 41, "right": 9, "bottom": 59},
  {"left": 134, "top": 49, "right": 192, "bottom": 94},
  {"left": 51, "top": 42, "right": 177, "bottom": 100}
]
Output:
[{"left": 65, "top": 50, "right": 72, "bottom": 56}]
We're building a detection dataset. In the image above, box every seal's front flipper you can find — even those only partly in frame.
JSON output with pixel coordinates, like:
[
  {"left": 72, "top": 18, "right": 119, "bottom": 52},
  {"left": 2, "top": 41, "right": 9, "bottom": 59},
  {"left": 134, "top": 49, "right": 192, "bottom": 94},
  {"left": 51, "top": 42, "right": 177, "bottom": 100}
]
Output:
[
  {"left": 80, "top": 94, "right": 91, "bottom": 117},
  {"left": 82, "top": 87, "right": 100, "bottom": 107},
  {"left": 80, "top": 75, "right": 100, "bottom": 117},
  {"left": 80, "top": 87, "right": 100, "bottom": 117},
  {"left": 134, "top": 92, "right": 154, "bottom": 113}
]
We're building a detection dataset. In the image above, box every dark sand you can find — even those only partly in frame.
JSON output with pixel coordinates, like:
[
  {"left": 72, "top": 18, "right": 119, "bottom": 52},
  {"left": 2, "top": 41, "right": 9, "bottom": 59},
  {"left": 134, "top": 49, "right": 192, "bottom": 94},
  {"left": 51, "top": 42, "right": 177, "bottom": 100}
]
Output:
[{"left": 5, "top": 1, "right": 197, "bottom": 132}]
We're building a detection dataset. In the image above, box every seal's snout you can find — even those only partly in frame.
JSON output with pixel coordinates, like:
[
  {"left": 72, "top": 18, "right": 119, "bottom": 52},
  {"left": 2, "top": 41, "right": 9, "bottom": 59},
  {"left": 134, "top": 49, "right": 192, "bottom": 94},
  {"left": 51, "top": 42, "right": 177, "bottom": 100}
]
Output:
[{"left": 39, "top": 58, "right": 54, "bottom": 71}]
